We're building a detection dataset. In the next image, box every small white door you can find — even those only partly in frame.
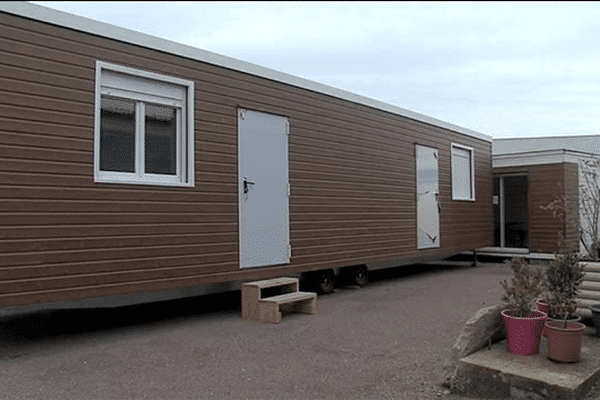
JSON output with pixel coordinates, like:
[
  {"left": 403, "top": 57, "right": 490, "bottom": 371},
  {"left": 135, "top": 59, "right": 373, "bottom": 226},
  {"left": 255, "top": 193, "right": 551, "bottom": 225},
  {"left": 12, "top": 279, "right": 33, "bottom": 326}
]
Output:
[
  {"left": 416, "top": 145, "right": 441, "bottom": 249},
  {"left": 238, "top": 109, "right": 290, "bottom": 268}
]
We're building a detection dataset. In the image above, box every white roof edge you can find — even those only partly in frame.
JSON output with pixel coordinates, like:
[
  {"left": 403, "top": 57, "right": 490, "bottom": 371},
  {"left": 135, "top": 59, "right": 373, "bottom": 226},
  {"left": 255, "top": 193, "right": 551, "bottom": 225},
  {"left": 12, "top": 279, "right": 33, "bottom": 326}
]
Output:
[
  {"left": 494, "top": 149, "right": 600, "bottom": 158},
  {"left": 3, "top": 2, "right": 492, "bottom": 142},
  {"left": 494, "top": 134, "right": 600, "bottom": 141},
  {"left": 492, "top": 149, "right": 596, "bottom": 168}
]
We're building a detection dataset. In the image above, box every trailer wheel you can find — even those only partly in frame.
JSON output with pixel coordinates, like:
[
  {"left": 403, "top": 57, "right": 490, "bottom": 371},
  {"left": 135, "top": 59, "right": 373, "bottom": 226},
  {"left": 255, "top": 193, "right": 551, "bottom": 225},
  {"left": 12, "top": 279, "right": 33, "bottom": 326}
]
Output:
[
  {"left": 349, "top": 265, "right": 368, "bottom": 287},
  {"left": 313, "top": 270, "right": 335, "bottom": 294}
]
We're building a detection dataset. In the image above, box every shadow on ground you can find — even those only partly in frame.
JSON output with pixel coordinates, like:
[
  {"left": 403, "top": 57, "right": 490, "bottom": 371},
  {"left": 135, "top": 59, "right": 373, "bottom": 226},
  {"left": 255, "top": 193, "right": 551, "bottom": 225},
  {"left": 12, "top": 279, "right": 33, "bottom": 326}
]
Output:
[{"left": 0, "top": 262, "right": 475, "bottom": 359}]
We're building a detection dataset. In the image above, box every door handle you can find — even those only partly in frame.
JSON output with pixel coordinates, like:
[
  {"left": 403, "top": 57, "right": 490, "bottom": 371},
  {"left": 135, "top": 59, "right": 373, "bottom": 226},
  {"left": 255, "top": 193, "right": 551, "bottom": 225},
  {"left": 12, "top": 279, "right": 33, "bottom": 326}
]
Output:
[{"left": 243, "top": 178, "right": 255, "bottom": 194}]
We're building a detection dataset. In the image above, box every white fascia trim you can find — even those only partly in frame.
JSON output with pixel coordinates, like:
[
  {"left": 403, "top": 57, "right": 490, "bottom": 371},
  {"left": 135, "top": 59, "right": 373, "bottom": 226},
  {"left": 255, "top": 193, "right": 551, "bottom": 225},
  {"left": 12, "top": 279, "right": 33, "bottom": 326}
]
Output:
[
  {"left": 2, "top": 2, "right": 492, "bottom": 143},
  {"left": 492, "top": 150, "right": 590, "bottom": 168}
]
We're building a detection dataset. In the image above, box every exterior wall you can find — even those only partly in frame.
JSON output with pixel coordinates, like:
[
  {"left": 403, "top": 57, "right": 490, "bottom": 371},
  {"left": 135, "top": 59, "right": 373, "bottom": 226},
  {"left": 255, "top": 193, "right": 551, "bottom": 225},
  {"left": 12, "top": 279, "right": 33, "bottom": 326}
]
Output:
[
  {"left": 493, "top": 163, "right": 579, "bottom": 253},
  {"left": 0, "top": 11, "right": 492, "bottom": 307}
]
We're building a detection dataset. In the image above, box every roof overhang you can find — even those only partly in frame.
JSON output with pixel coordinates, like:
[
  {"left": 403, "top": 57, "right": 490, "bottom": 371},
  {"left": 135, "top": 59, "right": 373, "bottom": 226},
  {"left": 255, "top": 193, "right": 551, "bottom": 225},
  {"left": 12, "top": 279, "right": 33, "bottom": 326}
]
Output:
[{"left": 492, "top": 149, "right": 597, "bottom": 168}]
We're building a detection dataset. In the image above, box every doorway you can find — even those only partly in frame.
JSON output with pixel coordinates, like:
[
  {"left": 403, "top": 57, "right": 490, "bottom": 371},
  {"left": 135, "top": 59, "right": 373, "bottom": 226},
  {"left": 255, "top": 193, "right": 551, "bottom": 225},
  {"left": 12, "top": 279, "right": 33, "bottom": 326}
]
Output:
[{"left": 493, "top": 175, "right": 528, "bottom": 249}]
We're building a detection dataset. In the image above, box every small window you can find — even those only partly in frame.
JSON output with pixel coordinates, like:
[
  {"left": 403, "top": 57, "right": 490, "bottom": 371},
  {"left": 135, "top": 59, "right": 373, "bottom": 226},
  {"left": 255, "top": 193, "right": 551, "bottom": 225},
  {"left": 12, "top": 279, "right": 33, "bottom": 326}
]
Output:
[
  {"left": 451, "top": 143, "right": 475, "bottom": 201},
  {"left": 94, "top": 61, "right": 194, "bottom": 187}
]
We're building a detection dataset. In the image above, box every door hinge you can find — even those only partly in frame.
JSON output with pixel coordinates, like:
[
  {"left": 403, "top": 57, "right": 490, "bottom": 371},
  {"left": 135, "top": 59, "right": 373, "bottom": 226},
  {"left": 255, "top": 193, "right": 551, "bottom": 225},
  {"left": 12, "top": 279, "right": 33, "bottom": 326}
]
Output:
[
  {"left": 285, "top": 120, "right": 290, "bottom": 135},
  {"left": 288, "top": 245, "right": 292, "bottom": 258},
  {"left": 287, "top": 183, "right": 291, "bottom": 197}
]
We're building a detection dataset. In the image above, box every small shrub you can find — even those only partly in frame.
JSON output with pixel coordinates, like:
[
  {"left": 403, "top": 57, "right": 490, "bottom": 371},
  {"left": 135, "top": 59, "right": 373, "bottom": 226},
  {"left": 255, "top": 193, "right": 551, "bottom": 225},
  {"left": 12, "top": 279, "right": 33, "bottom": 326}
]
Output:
[
  {"left": 544, "top": 239, "right": 586, "bottom": 323},
  {"left": 500, "top": 257, "right": 547, "bottom": 318}
]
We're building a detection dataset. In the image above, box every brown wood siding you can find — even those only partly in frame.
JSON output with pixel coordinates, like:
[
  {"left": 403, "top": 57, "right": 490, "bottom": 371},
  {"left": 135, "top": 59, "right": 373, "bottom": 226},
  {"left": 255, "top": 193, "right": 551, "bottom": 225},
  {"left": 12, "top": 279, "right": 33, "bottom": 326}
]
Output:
[
  {"left": 494, "top": 163, "right": 579, "bottom": 253},
  {"left": 0, "top": 12, "right": 492, "bottom": 307}
]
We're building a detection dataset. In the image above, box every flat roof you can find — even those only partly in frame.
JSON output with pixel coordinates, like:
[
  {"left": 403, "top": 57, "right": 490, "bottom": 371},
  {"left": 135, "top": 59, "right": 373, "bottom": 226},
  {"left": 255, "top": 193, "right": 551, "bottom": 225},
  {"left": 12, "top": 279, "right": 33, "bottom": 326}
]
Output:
[
  {"left": 492, "top": 148, "right": 597, "bottom": 168},
  {"left": 493, "top": 135, "right": 600, "bottom": 155},
  {"left": 1, "top": 1, "right": 492, "bottom": 142}
]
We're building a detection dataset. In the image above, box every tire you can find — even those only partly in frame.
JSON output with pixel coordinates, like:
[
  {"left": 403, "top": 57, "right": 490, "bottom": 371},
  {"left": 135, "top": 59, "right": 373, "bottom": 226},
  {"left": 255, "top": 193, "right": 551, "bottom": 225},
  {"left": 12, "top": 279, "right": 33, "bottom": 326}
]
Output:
[
  {"left": 350, "top": 265, "right": 368, "bottom": 287},
  {"left": 313, "top": 270, "right": 336, "bottom": 294}
]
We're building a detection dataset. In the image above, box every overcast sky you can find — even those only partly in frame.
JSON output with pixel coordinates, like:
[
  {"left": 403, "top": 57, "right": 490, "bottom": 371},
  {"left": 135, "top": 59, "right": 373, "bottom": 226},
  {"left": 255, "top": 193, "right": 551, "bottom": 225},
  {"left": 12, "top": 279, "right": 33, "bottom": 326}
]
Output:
[{"left": 33, "top": 1, "right": 600, "bottom": 139}]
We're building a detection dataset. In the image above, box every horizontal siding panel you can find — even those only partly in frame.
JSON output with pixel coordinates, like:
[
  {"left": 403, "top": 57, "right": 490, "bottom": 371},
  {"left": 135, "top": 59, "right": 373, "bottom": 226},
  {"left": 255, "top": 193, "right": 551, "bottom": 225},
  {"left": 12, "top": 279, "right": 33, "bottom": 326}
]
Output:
[
  {"left": 0, "top": 242, "right": 237, "bottom": 271},
  {"left": 292, "top": 240, "right": 403, "bottom": 258},
  {"left": 292, "top": 186, "right": 405, "bottom": 200},
  {"left": 0, "top": 266, "right": 242, "bottom": 307},
  {"left": 291, "top": 204, "right": 411, "bottom": 214},
  {"left": 293, "top": 233, "right": 402, "bottom": 248},
  {"left": 0, "top": 223, "right": 237, "bottom": 240},
  {"left": 0, "top": 76, "right": 91, "bottom": 105},
  {"left": 0, "top": 185, "right": 233, "bottom": 202},
  {"left": 290, "top": 160, "right": 403, "bottom": 183},
  {"left": 290, "top": 152, "right": 405, "bottom": 178},
  {"left": 0, "top": 49, "right": 92, "bottom": 81},
  {"left": 0, "top": 257, "right": 239, "bottom": 294},
  {"left": 0, "top": 198, "right": 235, "bottom": 213},
  {"left": 291, "top": 220, "right": 406, "bottom": 231},
  {"left": 0, "top": 36, "right": 90, "bottom": 68},
  {"left": 291, "top": 212, "right": 404, "bottom": 223},
  {"left": 0, "top": 144, "right": 90, "bottom": 164},
  {"left": 0, "top": 131, "right": 91, "bottom": 152},
  {"left": 0, "top": 117, "right": 91, "bottom": 140},
  {"left": 291, "top": 226, "right": 415, "bottom": 240},
  {"left": 0, "top": 172, "right": 236, "bottom": 193},
  {"left": 0, "top": 104, "right": 91, "bottom": 128},
  {"left": 0, "top": 158, "right": 89, "bottom": 175},
  {"left": 291, "top": 197, "right": 405, "bottom": 209},
  {"left": 291, "top": 178, "right": 402, "bottom": 194},
  {"left": 291, "top": 246, "right": 409, "bottom": 266},
  {"left": 0, "top": 212, "right": 237, "bottom": 226},
  {"left": 0, "top": 61, "right": 92, "bottom": 93},
  {"left": 0, "top": 232, "right": 237, "bottom": 253}
]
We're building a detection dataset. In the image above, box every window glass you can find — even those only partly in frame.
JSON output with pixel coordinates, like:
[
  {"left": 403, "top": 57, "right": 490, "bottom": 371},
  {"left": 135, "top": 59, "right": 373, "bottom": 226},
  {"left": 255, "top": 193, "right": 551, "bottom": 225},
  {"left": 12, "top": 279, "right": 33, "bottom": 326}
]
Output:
[
  {"left": 145, "top": 104, "right": 177, "bottom": 175},
  {"left": 452, "top": 145, "right": 474, "bottom": 200},
  {"left": 100, "top": 97, "right": 135, "bottom": 173},
  {"left": 95, "top": 61, "right": 194, "bottom": 187}
]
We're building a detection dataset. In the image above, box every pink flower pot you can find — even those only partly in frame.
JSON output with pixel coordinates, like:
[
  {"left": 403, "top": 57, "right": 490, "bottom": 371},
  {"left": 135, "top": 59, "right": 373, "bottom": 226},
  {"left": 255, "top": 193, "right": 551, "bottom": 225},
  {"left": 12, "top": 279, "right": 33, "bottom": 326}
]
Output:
[{"left": 501, "top": 310, "right": 547, "bottom": 356}]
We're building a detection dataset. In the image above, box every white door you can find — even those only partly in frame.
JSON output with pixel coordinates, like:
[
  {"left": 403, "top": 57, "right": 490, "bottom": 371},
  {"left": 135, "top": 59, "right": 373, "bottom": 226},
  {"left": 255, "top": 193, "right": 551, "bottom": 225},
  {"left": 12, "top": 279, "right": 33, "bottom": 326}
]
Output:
[
  {"left": 416, "top": 145, "right": 441, "bottom": 249},
  {"left": 238, "top": 109, "right": 290, "bottom": 268}
]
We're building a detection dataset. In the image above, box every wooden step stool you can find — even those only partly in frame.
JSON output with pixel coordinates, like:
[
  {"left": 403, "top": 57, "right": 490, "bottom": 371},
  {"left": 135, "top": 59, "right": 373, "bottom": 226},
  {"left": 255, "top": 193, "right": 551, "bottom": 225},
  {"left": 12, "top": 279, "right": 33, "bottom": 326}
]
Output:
[{"left": 242, "top": 277, "right": 317, "bottom": 324}]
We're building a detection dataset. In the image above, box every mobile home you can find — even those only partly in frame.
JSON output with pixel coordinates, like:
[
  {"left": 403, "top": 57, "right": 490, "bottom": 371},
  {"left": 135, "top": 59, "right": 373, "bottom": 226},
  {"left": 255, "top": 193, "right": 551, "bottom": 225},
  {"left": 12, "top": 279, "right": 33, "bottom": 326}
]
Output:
[{"left": 0, "top": 2, "right": 493, "bottom": 314}]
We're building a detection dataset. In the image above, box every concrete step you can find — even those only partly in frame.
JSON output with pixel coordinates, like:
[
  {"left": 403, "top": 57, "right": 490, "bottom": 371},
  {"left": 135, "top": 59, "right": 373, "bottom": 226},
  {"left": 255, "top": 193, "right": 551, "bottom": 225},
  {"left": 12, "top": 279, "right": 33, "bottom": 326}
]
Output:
[{"left": 451, "top": 326, "right": 600, "bottom": 399}]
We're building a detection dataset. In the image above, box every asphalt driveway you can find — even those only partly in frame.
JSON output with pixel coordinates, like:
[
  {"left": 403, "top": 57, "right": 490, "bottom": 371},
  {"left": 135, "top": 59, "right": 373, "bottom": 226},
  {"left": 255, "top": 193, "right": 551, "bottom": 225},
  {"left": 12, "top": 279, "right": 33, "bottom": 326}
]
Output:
[{"left": 0, "top": 262, "right": 512, "bottom": 400}]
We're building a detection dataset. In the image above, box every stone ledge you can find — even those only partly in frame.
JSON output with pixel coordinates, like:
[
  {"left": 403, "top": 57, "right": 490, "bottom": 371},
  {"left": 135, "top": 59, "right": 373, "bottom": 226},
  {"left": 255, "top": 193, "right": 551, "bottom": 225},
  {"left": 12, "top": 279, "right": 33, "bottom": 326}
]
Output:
[{"left": 450, "top": 326, "right": 600, "bottom": 400}]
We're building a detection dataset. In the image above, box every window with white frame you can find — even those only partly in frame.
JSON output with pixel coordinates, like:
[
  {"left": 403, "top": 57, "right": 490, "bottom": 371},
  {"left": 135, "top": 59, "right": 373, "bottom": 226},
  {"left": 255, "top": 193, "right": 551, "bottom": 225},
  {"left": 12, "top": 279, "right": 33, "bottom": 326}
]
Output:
[
  {"left": 451, "top": 143, "right": 475, "bottom": 201},
  {"left": 94, "top": 61, "right": 194, "bottom": 187}
]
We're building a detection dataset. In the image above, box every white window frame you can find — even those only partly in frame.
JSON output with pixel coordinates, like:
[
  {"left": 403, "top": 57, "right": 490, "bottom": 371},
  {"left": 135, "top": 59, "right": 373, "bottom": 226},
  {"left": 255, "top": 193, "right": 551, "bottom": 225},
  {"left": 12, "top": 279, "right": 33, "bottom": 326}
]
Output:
[
  {"left": 94, "top": 61, "right": 194, "bottom": 187},
  {"left": 451, "top": 143, "right": 476, "bottom": 201}
]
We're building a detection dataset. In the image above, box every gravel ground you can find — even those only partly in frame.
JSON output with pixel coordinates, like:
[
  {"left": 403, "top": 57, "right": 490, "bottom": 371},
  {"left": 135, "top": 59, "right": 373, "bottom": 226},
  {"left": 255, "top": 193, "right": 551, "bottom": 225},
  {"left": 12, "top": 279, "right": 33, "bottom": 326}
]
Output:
[{"left": 0, "top": 262, "right": 519, "bottom": 399}]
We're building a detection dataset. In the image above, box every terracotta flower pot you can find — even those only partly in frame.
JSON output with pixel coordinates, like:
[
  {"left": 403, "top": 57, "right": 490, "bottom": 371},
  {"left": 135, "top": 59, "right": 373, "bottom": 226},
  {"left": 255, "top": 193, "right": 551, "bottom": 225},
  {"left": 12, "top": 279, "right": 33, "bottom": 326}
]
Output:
[
  {"left": 501, "top": 310, "right": 547, "bottom": 356},
  {"left": 536, "top": 300, "right": 581, "bottom": 337},
  {"left": 545, "top": 320, "right": 586, "bottom": 363}
]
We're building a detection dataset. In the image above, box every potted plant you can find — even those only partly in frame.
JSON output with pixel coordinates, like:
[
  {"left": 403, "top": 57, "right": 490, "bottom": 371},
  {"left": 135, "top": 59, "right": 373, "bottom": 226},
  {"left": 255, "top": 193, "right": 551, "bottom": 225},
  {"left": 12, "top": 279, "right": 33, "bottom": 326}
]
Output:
[
  {"left": 500, "top": 257, "right": 548, "bottom": 356},
  {"left": 543, "top": 241, "right": 587, "bottom": 362}
]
